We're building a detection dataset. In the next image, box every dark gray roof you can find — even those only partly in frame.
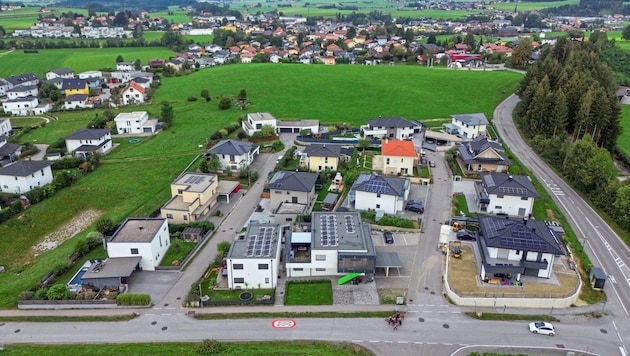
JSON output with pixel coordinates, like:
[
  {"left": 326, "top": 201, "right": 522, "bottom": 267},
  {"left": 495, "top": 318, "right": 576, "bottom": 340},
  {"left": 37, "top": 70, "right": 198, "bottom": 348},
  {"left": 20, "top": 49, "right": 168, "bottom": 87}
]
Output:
[
  {"left": 457, "top": 136, "right": 510, "bottom": 165},
  {"left": 3, "top": 96, "right": 37, "bottom": 103},
  {"left": 451, "top": 113, "right": 489, "bottom": 126},
  {"left": 61, "top": 78, "right": 87, "bottom": 90},
  {"left": 0, "top": 160, "right": 52, "bottom": 177},
  {"left": 65, "top": 94, "right": 89, "bottom": 102},
  {"left": 351, "top": 173, "right": 408, "bottom": 197},
  {"left": 479, "top": 215, "right": 564, "bottom": 255},
  {"left": 269, "top": 171, "right": 318, "bottom": 192},
  {"left": 340, "top": 147, "right": 354, "bottom": 157},
  {"left": 206, "top": 139, "right": 257, "bottom": 156},
  {"left": 481, "top": 173, "right": 539, "bottom": 198},
  {"left": 6, "top": 85, "right": 37, "bottom": 93},
  {"left": 82, "top": 257, "right": 141, "bottom": 279},
  {"left": 6, "top": 73, "right": 39, "bottom": 86},
  {"left": 49, "top": 68, "right": 74, "bottom": 75},
  {"left": 0, "top": 142, "right": 20, "bottom": 157},
  {"left": 367, "top": 116, "right": 418, "bottom": 129},
  {"left": 47, "top": 77, "right": 65, "bottom": 85},
  {"left": 304, "top": 144, "right": 341, "bottom": 157},
  {"left": 66, "top": 128, "right": 110, "bottom": 140}
]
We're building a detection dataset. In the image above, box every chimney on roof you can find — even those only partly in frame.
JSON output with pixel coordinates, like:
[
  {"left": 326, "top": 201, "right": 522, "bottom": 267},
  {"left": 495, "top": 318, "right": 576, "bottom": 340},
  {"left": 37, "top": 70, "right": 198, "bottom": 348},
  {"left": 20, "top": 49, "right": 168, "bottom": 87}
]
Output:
[
  {"left": 139, "top": 225, "right": 144, "bottom": 230},
  {"left": 523, "top": 218, "right": 527, "bottom": 225},
  {"left": 385, "top": 138, "right": 388, "bottom": 144},
  {"left": 508, "top": 175, "right": 513, "bottom": 180}
]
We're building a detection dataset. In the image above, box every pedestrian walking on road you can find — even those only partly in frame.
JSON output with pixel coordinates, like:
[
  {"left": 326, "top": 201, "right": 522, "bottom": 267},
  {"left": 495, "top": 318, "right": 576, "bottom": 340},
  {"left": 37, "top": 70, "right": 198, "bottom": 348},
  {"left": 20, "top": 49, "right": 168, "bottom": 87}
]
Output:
[{"left": 393, "top": 321, "right": 398, "bottom": 331}]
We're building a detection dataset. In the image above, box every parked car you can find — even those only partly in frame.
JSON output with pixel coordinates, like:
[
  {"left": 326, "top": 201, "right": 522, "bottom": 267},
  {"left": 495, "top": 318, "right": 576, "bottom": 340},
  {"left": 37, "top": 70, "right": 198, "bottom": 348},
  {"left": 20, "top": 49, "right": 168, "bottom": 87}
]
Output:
[
  {"left": 405, "top": 199, "right": 423, "bottom": 208},
  {"left": 456, "top": 230, "right": 477, "bottom": 241},
  {"left": 528, "top": 322, "right": 555, "bottom": 336},
  {"left": 429, "top": 160, "right": 436, "bottom": 167},
  {"left": 406, "top": 204, "right": 424, "bottom": 214},
  {"left": 384, "top": 232, "right": 394, "bottom": 244}
]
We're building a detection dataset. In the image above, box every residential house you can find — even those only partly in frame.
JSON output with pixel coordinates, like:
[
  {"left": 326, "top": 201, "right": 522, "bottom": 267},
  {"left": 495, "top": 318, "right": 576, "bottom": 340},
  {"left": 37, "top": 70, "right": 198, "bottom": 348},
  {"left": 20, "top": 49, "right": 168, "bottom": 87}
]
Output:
[
  {"left": 160, "top": 172, "right": 220, "bottom": 223},
  {"left": 111, "top": 70, "right": 142, "bottom": 84},
  {"left": 379, "top": 139, "right": 417, "bottom": 176},
  {"left": 6, "top": 85, "right": 38, "bottom": 99},
  {"left": 226, "top": 223, "right": 282, "bottom": 289},
  {"left": 45, "top": 68, "right": 74, "bottom": 81},
  {"left": 61, "top": 79, "right": 89, "bottom": 97},
  {"left": 0, "top": 118, "right": 12, "bottom": 136},
  {"left": 323, "top": 56, "right": 335, "bottom": 65},
  {"left": 302, "top": 144, "right": 341, "bottom": 172},
  {"left": 149, "top": 59, "right": 166, "bottom": 69},
  {"left": 457, "top": 136, "right": 511, "bottom": 173},
  {"left": 47, "top": 77, "right": 66, "bottom": 90},
  {"left": 475, "top": 173, "right": 539, "bottom": 217},
  {"left": 116, "top": 61, "right": 136, "bottom": 71},
  {"left": 114, "top": 111, "right": 158, "bottom": 135},
  {"left": 0, "top": 134, "right": 21, "bottom": 162},
  {"left": 0, "top": 160, "right": 53, "bottom": 194},
  {"left": 78, "top": 70, "right": 103, "bottom": 80},
  {"left": 106, "top": 217, "right": 170, "bottom": 271},
  {"left": 360, "top": 116, "right": 420, "bottom": 140},
  {"left": 450, "top": 113, "right": 488, "bottom": 139},
  {"left": 285, "top": 211, "right": 376, "bottom": 277},
  {"left": 0, "top": 79, "right": 9, "bottom": 96},
  {"left": 166, "top": 57, "right": 186, "bottom": 71},
  {"left": 63, "top": 94, "right": 89, "bottom": 110},
  {"left": 6, "top": 73, "right": 39, "bottom": 88},
  {"left": 2, "top": 96, "right": 50, "bottom": 116},
  {"left": 477, "top": 215, "right": 564, "bottom": 280},
  {"left": 65, "top": 128, "right": 112, "bottom": 159},
  {"left": 120, "top": 81, "right": 147, "bottom": 105},
  {"left": 241, "top": 112, "right": 277, "bottom": 136},
  {"left": 269, "top": 171, "right": 318, "bottom": 213},
  {"left": 205, "top": 139, "right": 260, "bottom": 172},
  {"left": 349, "top": 173, "right": 410, "bottom": 215}
]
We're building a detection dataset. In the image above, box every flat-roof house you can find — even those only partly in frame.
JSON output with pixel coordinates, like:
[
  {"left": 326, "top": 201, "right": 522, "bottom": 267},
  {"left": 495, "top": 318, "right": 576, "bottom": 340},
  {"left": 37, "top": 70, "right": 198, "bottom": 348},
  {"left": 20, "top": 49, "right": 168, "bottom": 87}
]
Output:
[
  {"left": 285, "top": 211, "right": 376, "bottom": 277},
  {"left": 226, "top": 223, "right": 282, "bottom": 289},
  {"left": 242, "top": 112, "right": 277, "bottom": 136},
  {"left": 205, "top": 139, "right": 260, "bottom": 172},
  {"left": 457, "top": 136, "right": 511, "bottom": 173},
  {"left": 78, "top": 70, "right": 103, "bottom": 80},
  {"left": 0, "top": 160, "right": 53, "bottom": 194},
  {"left": 450, "top": 113, "right": 489, "bottom": 139},
  {"left": 269, "top": 171, "right": 318, "bottom": 214},
  {"left": 477, "top": 215, "right": 564, "bottom": 280},
  {"left": 80, "top": 257, "right": 141, "bottom": 290},
  {"left": 114, "top": 111, "right": 157, "bottom": 135},
  {"left": 349, "top": 173, "right": 410, "bottom": 215},
  {"left": 160, "top": 172, "right": 219, "bottom": 223},
  {"left": 361, "top": 116, "right": 420, "bottom": 140},
  {"left": 65, "top": 128, "right": 112, "bottom": 159},
  {"left": 45, "top": 68, "right": 75, "bottom": 81},
  {"left": 120, "top": 80, "right": 146, "bottom": 105},
  {"left": 379, "top": 139, "right": 417, "bottom": 176},
  {"left": 303, "top": 144, "right": 341, "bottom": 172},
  {"left": 476, "top": 173, "right": 539, "bottom": 217},
  {"left": 61, "top": 78, "right": 89, "bottom": 97},
  {"left": 107, "top": 217, "right": 170, "bottom": 271},
  {"left": 2, "top": 96, "right": 50, "bottom": 116}
]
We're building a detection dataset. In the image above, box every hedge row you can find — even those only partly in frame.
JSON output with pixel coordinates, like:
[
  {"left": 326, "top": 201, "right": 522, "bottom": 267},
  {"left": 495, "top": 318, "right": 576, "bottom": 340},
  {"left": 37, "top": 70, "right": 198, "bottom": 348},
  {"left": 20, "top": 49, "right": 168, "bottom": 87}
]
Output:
[{"left": 116, "top": 293, "right": 151, "bottom": 306}]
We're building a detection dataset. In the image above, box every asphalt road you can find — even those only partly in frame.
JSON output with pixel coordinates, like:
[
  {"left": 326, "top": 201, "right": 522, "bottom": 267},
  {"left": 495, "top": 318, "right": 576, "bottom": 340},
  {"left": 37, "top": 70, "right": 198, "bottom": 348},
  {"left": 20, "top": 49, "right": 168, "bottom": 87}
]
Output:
[{"left": 494, "top": 94, "right": 630, "bottom": 354}]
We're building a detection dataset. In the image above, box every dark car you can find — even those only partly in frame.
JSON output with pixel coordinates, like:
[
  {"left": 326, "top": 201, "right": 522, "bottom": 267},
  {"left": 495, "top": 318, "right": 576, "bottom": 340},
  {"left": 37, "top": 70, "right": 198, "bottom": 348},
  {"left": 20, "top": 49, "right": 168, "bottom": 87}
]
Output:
[
  {"left": 406, "top": 204, "right": 424, "bottom": 214},
  {"left": 456, "top": 230, "right": 477, "bottom": 241},
  {"left": 384, "top": 232, "right": 394, "bottom": 244},
  {"left": 405, "top": 199, "right": 423, "bottom": 207}
]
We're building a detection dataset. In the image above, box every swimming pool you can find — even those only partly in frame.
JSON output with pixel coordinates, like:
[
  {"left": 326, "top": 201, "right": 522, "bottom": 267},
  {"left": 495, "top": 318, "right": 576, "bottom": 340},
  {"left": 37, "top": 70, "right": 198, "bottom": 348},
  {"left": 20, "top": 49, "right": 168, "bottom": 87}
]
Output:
[{"left": 69, "top": 266, "right": 88, "bottom": 285}]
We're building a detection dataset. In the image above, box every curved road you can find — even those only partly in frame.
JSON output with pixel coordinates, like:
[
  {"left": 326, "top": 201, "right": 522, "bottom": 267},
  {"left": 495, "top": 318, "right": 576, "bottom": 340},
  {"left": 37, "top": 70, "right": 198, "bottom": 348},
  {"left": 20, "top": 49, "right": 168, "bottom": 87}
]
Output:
[{"left": 494, "top": 94, "right": 630, "bottom": 355}]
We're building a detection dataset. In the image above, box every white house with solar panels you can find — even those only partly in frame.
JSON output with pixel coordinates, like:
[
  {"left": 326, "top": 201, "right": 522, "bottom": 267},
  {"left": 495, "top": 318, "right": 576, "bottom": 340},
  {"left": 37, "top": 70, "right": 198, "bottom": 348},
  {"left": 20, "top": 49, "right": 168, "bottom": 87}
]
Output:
[
  {"left": 226, "top": 223, "right": 282, "bottom": 289},
  {"left": 349, "top": 173, "right": 410, "bottom": 215},
  {"left": 475, "top": 173, "right": 539, "bottom": 217},
  {"left": 285, "top": 212, "right": 377, "bottom": 278}
]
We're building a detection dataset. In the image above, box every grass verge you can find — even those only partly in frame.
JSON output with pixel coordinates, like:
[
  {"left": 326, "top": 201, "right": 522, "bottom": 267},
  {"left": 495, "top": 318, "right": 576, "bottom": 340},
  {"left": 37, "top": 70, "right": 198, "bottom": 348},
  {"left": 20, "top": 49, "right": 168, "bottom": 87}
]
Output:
[
  {"left": 284, "top": 280, "right": 333, "bottom": 305},
  {"left": 0, "top": 314, "right": 138, "bottom": 322},
  {"left": 465, "top": 312, "right": 559, "bottom": 322}
]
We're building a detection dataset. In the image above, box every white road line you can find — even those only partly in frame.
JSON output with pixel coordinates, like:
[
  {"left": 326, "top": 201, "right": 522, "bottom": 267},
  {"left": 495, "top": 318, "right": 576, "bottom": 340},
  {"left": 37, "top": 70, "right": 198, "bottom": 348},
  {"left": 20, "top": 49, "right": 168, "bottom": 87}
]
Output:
[
  {"left": 351, "top": 340, "right": 363, "bottom": 343},
  {"left": 368, "top": 340, "right": 380, "bottom": 343},
  {"left": 398, "top": 341, "right": 409, "bottom": 344},
  {"left": 414, "top": 341, "right": 423, "bottom": 345}
]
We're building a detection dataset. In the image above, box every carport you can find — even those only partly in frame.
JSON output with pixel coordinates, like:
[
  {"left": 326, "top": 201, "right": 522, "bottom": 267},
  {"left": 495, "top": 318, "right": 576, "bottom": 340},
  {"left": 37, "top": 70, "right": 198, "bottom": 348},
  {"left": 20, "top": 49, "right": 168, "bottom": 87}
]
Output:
[
  {"left": 424, "top": 130, "right": 462, "bottom": 144},
  {"left": 82, "top": 256, "right": 141, "bottom": 289},
  {"left": 217, "top": 180, "right": 240, "bottom": 204},
  {"left": 375, "top": 252, "right": 402, "bottom": 277}
]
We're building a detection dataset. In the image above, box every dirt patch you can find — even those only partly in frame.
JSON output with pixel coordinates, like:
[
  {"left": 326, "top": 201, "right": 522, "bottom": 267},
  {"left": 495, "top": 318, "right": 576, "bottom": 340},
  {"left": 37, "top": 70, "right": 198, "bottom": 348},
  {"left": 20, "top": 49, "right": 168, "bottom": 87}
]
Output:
[
  {"left": 378, "top": 288, "right": 407, "bottom": 304},
  {"left": 29, "top": 209, "right": 101, "bottom": 260}
]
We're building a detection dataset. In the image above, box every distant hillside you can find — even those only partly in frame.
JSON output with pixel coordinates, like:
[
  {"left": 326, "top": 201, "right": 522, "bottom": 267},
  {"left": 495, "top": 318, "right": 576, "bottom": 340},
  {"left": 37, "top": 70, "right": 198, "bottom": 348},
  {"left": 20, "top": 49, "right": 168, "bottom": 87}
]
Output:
[
  {"left": 55, "top": 0, "right": 198, "bottom": 12},
  {"left": 542, "top": 0, "right": 630, "bottom": 16}
]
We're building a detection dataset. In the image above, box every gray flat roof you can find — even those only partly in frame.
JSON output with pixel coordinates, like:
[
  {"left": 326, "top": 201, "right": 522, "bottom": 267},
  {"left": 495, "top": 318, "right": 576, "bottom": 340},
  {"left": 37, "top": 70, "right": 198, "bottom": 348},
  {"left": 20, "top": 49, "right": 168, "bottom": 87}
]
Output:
[
  {"left": 311, "top": 211, "right": 374, "bottom": 253},
  {"left": 172, "top": 173, "right": 217, "bottom": 193},
  {"left": 82, "top": 257, "right": 141, "bottom": 279},
  {"left": 375, "top": 252, "right": 402, "bottom": 268},
  {"left": 110, "top": 218, "right": 166, "bottom": 243},
  {"left": 228, "top": 223, "right": 281, "bottom": 259}
]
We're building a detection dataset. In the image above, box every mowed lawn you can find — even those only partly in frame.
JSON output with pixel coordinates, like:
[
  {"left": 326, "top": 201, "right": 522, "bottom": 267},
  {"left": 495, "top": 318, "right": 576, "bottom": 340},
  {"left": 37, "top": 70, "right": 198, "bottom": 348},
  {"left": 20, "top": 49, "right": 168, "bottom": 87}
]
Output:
[
  {"left": 285, "top": 280, "right": 333, "bottom": 305},
  {"left": 0, "top": 47, "right": 175, "bottom": 78},
  {"left": 0, "top": 64, "right": 519, "bottom": 308},
  {"left": 619, "top": 105, "right": 630, "bottom": 156}
]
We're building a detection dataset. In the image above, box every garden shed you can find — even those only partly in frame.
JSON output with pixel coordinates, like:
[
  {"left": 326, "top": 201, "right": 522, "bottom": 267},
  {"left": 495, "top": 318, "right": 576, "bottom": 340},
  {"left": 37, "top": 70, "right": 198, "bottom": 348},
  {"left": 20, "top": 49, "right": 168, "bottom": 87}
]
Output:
[
  {"left": 182, "top": 227, "right": 204, "bottom": 243},
  {"left": 589, "top": 267, "right": 606, "bottom": 290}
]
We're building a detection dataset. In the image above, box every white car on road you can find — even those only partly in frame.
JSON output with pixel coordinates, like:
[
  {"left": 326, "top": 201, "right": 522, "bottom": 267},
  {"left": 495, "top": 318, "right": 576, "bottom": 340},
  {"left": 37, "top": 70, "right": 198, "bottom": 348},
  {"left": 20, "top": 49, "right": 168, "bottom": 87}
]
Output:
[{"left": 528, "top": 321, "right": 555, "bottom": 336}]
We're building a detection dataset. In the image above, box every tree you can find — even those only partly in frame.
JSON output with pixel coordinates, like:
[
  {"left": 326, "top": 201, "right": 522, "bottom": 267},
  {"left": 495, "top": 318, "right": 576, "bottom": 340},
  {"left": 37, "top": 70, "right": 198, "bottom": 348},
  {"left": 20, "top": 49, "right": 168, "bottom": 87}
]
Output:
[
  {"left": 199, "top": 159, "right": 209, "bottom": 173},
  {"left": 201, "top": 89, "right": 210, "bottom": 102},
  {"left": 510, "top": 38, "right": 533, "bottom": 67},
  {"left": 134, "top": 59, "right": 141, "bottom": 70},
  {"left": 463, "top": 32, "right": 476, "bottom": 51},
  {"left": 259, "top": 124, "right": 275, "bottom": 138},
  {"left": 94, "top": 216, "right": 115, "bottom": 234},
  {"left": 347, "top": 26, "right": 356, "bottom": 39},
  {"left": 613, "top": 183, "right": 630, "bottom": 230},
  {"left": 47, "top": 284, "right": 72, "bottom": 301},
  {"left": 207, "top": 154, "right": 221, "bottom": 171},
  {"left": 238, "top": 89, "right": 247, "bottom": 100},
  {"left": 160, "top": 101, "right": 174, "bottom": 127},
  {"left": 622, "top": 24, "right": 630, "bottom": 40},
  {"left": 217, "top": 241, "right": 231, "bottom": 257},
  {"left": 218, "top": 97, "right": 232, "bottom": 110},
  {"left": 113, "top": 11, "right": 129, "bottom": 26},
  {"left": 116, "top": 55, "right": 124, "bottom": 63},
  {"left": 427, "top": 34, "right": 436, "bottom": 44}
]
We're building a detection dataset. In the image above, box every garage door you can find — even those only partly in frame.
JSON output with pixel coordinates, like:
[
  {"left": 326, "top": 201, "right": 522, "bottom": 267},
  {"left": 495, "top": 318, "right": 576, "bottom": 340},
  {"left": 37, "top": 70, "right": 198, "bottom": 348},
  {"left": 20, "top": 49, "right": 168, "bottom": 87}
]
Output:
[
  {"left": 523, "top": 268, "right": 538, "bottom": 277},
  {"left": 279, "top": 127, "right": 293, "bottom": 133}
]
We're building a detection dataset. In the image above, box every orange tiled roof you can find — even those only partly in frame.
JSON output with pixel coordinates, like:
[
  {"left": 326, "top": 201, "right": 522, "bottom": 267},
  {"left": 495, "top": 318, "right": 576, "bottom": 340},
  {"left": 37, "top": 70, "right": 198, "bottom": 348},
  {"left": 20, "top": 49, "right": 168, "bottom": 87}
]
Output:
[{"left": 381, "top": 139, "right": 417, "bottom": 157}]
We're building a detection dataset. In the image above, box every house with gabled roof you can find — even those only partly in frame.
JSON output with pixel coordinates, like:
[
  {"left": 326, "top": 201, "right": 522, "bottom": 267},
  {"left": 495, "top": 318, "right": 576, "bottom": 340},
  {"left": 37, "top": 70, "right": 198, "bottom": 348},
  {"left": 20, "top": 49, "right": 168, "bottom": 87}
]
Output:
[
  {"left": 0, "top": 79, "right": 9, "bottom": 96},
  {"left": 0, "top": 134, "right": 21, "bottom": 163},
  {"left": 457, "top": 136, "right": 510, "bottom": 173},
  {"left": 2, "top": 96, "right": 50, "bottom": 116},
  {"left": 475, "top": 173, "right": 539, "bottom": 217},
  {"left": 116, "top": 61, "right": 136, "bottom": 71},
  {"left": 361, "top": 116, "right": 420, "bottom": 140},
  {"left": 45, "top": 68, "right": 75, "bottom": 81},
  {"left": 269, "top": 171, "right": 318, "bottom": 214},
  {"left": 205, "top": 139, "right": 259, "bottom": 171},
  {"left": 302, "top": 144, "right": 341, "bottom": 172},
  {"left": 477, "top": 215, "right": 564, "bottom": 280},
  {"left": 349, "top": 173, "right": 410, "bottom": 215},
  {"left": 378, "top": 139, "right": 417, "bottom": 176},
  {"left": 61, "top": 78, "right": 89, "bottom": 97},
  {"left": 6, "top": 85, "right": 38, "bottom": 100},
  {"left": 0, "top": 160, "right": 53, "bottom": 194},
  {"left": 6, "top": 73, "right": 39, "bottom": 88},
  {"left": 120, "top": 81, "right": 146, "bottom": 105},
  {"left": 65, "top": 128, "right": 112, "bottom": 159},
  {"left": 63, "top": 94, "right": 90, "bottom": 110},
  {"left": 450, "top": 113, "right": 489, "bottom": 139}
]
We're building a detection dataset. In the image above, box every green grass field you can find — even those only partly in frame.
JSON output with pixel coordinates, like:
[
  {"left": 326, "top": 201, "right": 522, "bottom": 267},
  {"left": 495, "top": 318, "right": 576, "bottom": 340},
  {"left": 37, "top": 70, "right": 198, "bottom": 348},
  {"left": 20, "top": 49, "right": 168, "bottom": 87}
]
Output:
[
  {"left": 0, "top": 341, "right": 373, "bottom": 356},
  {"left": 143, "top": 31, "right": 214, "bottom": 45},
  {"left": 492, "top": 0, "right": 578, "bottom": 11},
  {"left": 285, "top": 280, "right": 333, "bottom": 305},
  {"left": 148, "top": 6, "right": 192, "bottom": 24},
  {"left": 619, "top": 105, "right": 630, "bottom": 156}
]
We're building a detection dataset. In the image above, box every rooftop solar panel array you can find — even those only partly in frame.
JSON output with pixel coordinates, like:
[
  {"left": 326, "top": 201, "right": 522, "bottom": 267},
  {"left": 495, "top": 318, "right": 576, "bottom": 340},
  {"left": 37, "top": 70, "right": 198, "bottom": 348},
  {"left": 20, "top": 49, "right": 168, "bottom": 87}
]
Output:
[
  {"left": 364, "top": 179, "right": 389, "bottom": 194},
  {"left": 498, "top": 186, "right": 527, "bottom": 195},
  {"left": 184, "top": 175, "right": 204, "bottom": 184},
  {"left": 344, "top": 215, "right": 355, "bottom": 233},
  {"left": 320, "top": 214, "right": 339, "bottom": 247},
  {"left": 246, "top": 226, "right": 276, "bottom": 257}
]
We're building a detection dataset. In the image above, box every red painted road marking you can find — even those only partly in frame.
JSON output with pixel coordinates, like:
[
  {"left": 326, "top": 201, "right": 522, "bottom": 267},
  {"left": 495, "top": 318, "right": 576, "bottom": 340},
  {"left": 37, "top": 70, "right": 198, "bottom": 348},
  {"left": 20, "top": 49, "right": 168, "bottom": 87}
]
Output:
[{"left": 271, "top": 319, "right": 296, "bottom": 328}]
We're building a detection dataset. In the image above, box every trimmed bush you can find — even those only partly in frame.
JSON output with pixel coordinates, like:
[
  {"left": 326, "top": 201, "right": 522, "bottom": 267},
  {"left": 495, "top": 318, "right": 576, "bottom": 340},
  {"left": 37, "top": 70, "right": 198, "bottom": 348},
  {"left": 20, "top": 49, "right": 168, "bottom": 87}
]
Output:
[
  {"left": 52, "top": 262, "right": 70, "bottom": 277},
  {"left": 116, "top": 293, "right": 151, "bottom": 306},
  {"left": 47, "top": 284, "right": 72, "bottom": 300},
  {"left": 187, "top": 96, "right": 198, "bottom": 102}
]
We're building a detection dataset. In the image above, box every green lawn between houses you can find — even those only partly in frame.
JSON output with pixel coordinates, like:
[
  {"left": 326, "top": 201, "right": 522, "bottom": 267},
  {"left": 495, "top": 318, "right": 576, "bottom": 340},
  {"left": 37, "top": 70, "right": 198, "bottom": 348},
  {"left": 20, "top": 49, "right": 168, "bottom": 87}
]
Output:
[
  {"left": 619, "top": 105, "right": 630, "bottom": 157},
  {"left": 0, "top": 64, "right": 520, "bottom": 309},
  {"left": 285, "top": 280, "right": 333, "bottom": 305}
]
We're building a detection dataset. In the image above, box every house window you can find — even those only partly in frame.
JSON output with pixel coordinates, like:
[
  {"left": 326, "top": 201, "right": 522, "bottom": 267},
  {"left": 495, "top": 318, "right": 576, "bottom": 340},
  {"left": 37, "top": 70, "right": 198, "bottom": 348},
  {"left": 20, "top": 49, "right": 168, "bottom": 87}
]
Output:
[
  {"left": 315, "top": 254, "right": 326, "bottom": 261},
  {"left": 376, "top": 204, "right": 381, "bottom": 209},
  {"left": 497, "top": 194, "right": 504, "bottom": 198},
  {"left": 265, "top": 277, "right": 269, "bottom": 284},
  {"left": 183, "top": 215, "right": 188, "bottom": 221},
  {"left": 177, "top": 189, "right": 183, "bottom": 194},
  {"left": 130, "top": 248, "right": 139, "bottom": 255},
  {"left": 293, "top": 268, "right": 303, "bottom": 271},
  {"left": 516, "top": 250, "right": 520, "bottom": 255},
  {"left": 316, "top": 268, "right": 326, "bottom": 271},
  {"left": 494, "top": 206, "right": 502, "bottom": 209},
  {"left": 324, "top": 157, "right": 328, "bottom": 163},
  {"left": 521, "top": 196, "right": 528, "bottom": 200},
  {"left": 258, "top": 264, "right": 269, "bottom": 270},
  {"left": 234, "top": 277, "right": 244, "bottom": 283},
  {"left": 376, "top": 193, "right": 381, "bottom": 198},
  {"left": 386, "top": 158, "right": 390, "bottom": 164},
  {"left": 166, "top": 214, "right": 173, "bottom": 219},
  {"left": 233, "top": 264, "right": 244, "bottom": 270},
  {"left": 275, "top": 190, "right": 282, "bottom": 194}
]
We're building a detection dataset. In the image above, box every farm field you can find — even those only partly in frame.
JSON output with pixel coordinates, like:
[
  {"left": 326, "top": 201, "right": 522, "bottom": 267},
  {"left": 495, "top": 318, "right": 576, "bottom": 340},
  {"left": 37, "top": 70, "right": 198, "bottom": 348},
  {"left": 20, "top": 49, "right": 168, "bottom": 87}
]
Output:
[
  {"left": 0, "top": 7, "right": 88, "bottom": 32},
  {"left": 0, "top": 47, "right": 175, "bottom": 78},
  {"left": 0, "top": 64, "right": 520, "bottom": 308},
  {"left": 619, "top": 105, "right": 630, "bottom": 156},
  {"left": 492, "top": 0, "right": 579, "bottom": 11}
]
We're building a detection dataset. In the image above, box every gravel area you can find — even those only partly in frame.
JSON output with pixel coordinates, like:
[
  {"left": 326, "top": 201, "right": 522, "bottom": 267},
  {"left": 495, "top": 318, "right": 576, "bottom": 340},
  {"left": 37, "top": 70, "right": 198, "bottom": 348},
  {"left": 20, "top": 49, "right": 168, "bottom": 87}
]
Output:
[
  {"left": 333, "top": 279, "right": 380, "bottom": 305},
  {"left": 31, "top": 209, "right": 101, "bottom": 259}
]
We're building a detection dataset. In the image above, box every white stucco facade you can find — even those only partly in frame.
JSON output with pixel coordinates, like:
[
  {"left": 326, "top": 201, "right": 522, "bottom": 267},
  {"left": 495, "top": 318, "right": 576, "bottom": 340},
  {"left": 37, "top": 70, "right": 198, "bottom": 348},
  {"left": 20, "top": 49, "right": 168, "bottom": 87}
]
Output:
[
  {"left": 0, "top": 162, "right": 53, "bottom": 194},
  {"left": 486, "top": 194, "right": 534, "bottom": 217},
  {"left": 106, "top": 218, "right": 170, "bottom": 271}
]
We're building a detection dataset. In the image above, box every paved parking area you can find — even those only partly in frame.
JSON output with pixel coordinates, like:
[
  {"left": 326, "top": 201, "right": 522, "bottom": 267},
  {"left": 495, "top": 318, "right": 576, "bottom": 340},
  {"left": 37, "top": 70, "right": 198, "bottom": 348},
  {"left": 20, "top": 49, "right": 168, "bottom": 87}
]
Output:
[
  {"left": 127, "top": 271, "right": 181, "bottom": 305},
  {"left": 452, "top": 179, "right": 479, "bottom": 213},
  {"left": 371, "top": 231, "right": 422, "bottom": 289}
]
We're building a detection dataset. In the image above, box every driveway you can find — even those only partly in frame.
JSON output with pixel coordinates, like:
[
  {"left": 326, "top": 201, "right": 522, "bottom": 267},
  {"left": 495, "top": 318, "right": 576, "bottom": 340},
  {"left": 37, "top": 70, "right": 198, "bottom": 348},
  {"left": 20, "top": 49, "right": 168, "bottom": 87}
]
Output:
[
  {"left": 127, "top": 271, "right": 181, "bottom": 304},
  {"left": 452, "top": 179, "right": 478, "bottom": 214}
]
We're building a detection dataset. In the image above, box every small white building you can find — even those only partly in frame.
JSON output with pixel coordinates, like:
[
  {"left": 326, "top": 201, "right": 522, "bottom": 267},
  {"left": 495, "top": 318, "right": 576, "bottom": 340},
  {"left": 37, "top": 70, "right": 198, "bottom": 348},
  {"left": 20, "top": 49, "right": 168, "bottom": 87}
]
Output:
[
  {"left": 116, "top": 61, "right": 136, "bottom": 71},
  {"left": 63, "top": 94, "right": 90, "bottom": 110},
  {"left": 2, "top": 96, "right": 50, "bottom": 116},
  {"left": 0, "top": 160, "right": 54, "bottom": 194},
  {"left": 65, "top": 128, "right": 112, "bottom": 159},
  {"left": 226, "top": 223, "right": 282, "bottom": 289},
  {"left": 114, "top": 111, "right": 157, "bottom": 135},
  {"left": 0, "top": 79, "right": 10, "bottom": 97},
  {"left": 349, "top": 173, "right": 410, "bottom": 215},
  {"left": 0, "top": 118, "right": 12, "bottom": 137},
  {"left": 476, "top": 173, "right": 539, "bottom": 217},
  {"left": 6, "top": 85, "right": 38, "bottom": 100},
  {"left": 360, "top": 116, "right": 420, "bottom": 140},
  {"left": 45, "top": 68, "right": 75, "bottom": 81},
  {"left": 241, "top": 112, "right": 277, "bottom": 136},
  {"left": 450, "top": 113, "right": 489, "bottom": 139},
  {"left": 106, "top": 217, "right": 170, "bottom": 271},
  {"left": 78, "top": 70, "right": 103, "bottom": 80}
]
